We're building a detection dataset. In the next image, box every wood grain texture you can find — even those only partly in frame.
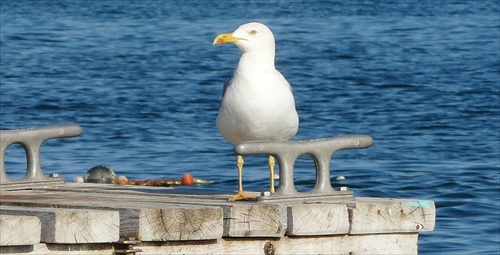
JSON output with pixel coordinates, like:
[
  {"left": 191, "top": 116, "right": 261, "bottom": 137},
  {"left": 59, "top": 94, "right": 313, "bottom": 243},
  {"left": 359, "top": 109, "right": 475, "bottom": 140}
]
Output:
[
  {"left": 0, "top": 215, "right": 41, "bottom": 246},
  {"left": 138, "top": 207, "right": 223, "bottom": 241},
  {"left": 0, "top": 184, "right": 436, "bottom": 254},
  {"left": 223, "top": 204, "right": 286, "bottom": 237},
  {"left": 139, "top": 233, "right": 419, "bottom": 255},
  {"left": 349, "top": 197, "right": 436, "bottom": 234},
  {"left": 286, "top": 203, "right": 349, "bottom": 236},
  {"left": 0, "top": 243, "right": 114, "bottom": 255},
  {"left": 0, "top": 206, "right": 119, "bottom": 244},
  {"left": 112, "top": 206, "right": 224, "bottom": 241},
  {"left": 0, "top": 234, "right": 419, "bottom": 255}
]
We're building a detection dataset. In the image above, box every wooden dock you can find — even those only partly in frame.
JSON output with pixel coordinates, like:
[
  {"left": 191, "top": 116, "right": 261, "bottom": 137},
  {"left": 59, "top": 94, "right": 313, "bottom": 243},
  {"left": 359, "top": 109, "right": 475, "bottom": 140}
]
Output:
[
  {"left": 0, "top": 126, "right": 436, "bottom": 254},
  {"left": 0, "top": 183, "right": 435, "bottom": 255}
]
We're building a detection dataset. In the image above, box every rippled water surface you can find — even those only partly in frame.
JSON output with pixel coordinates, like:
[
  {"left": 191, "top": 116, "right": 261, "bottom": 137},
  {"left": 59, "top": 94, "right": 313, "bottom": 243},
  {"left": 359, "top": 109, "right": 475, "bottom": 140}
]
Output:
[{"left": 1, "top": 1, "right": 499, "bottom": 253}]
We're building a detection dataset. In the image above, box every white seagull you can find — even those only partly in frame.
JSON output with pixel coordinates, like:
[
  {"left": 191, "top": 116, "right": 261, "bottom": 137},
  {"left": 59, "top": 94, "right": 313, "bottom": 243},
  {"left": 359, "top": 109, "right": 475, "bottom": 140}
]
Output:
[{"left": 213, "top": 22, "right": 299, "bottom": 201}]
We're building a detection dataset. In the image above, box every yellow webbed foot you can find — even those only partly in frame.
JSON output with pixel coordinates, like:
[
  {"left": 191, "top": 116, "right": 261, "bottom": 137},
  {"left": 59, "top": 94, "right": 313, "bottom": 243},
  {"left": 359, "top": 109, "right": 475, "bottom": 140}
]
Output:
[{"left": 228, "top": 190, "right": 256, "bottom": 201}]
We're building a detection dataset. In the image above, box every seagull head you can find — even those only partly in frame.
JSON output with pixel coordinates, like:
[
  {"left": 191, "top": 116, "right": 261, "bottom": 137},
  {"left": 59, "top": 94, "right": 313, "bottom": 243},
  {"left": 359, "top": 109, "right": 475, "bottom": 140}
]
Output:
[{"left": 213, "top": 22, "right": 275, "bottom": 54}]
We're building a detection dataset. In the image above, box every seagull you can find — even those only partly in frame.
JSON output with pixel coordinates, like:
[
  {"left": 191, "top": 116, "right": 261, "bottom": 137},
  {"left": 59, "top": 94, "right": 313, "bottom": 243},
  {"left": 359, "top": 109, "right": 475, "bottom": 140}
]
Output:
[{"left": 213, "top": 22, "right": 299, "bottom": 201}]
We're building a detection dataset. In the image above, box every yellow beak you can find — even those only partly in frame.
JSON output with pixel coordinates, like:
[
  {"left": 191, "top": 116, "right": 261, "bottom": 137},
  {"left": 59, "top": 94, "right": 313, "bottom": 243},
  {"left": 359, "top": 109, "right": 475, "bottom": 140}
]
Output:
[{"left": 213, "top": 33, "right": 243, "bottom": 45}]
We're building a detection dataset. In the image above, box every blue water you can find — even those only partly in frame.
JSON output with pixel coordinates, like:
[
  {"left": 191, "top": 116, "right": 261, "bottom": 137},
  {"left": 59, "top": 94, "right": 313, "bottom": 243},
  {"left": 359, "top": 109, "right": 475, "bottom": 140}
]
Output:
[{"left": 1, "top": 1, "right": 499, "bottom": 253}]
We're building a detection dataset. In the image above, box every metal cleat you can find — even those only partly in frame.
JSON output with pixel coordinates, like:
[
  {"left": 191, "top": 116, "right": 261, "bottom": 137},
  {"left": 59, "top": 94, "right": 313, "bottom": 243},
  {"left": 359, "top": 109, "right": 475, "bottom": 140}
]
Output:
[
  {"left": 0, "top": 124, "right": 82, "bottom": 189},
  {"left": 234, "top": 135, "right": 373, "bottom": 201}
]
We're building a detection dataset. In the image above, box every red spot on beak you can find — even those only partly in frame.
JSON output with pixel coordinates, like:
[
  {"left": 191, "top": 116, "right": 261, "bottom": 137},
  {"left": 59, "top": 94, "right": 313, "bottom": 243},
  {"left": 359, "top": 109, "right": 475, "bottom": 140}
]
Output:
[{"left": 217, "top": 38, "right": 225, "bottom": 44}]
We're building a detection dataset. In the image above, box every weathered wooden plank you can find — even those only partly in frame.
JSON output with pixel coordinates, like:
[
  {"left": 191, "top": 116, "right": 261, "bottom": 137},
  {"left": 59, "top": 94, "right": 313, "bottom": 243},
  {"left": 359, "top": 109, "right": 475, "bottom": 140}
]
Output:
[
  {"left": 0, "top": 187, "right": 435, "bottom": 241},
  {"left": 7, "top": 190, "right": 290, "bottom": 239},
  {"left": 349, "top": 197, "right": 436, "bottom": 234},
  {"left": 2, "top": 198, "right": 224, "bottom": 241},
  {"left": 0, "top": 243, "right": 114, "bottom": 255},
  {"left": 0, "top": 190, "right": 225, "bottom": 241},
  {"left": 286, "top": 203, "right": 349, "bottom": 236},
  {"left": 1, "top": 189, "right": 285, "bottom": 239},
  {"left": 0, "top": 206, "right": 119, "bottom": 244},
  {"left": 0, "top": 187, "right": 231, "bottom": 208},
  {"left": 140, "top": 207, "right": 222, "bottom": 241},
  {"left": 141, "top": 233, "right": 419, "bottom": 255},
  {"left": 120, "top": 207, "right": 223, "bottom": 241},
  {"left": 0, "top": 234, "right": 419, "bottom": 255},
  {"left": 0, "top": 215, "right": 41, "bottom": 246},
  {"left": 223, "top": 204, "right": 286, "bottom": 237}
]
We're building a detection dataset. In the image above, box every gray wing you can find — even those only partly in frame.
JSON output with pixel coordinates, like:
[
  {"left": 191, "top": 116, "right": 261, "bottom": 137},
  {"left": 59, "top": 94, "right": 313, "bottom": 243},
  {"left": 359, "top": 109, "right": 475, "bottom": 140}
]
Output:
[
  {"left": 221, "top": 77, "right": 232, "bottom": 99},
  {"left": 219, "top": 77, "right": 233, "bottom": 109}
]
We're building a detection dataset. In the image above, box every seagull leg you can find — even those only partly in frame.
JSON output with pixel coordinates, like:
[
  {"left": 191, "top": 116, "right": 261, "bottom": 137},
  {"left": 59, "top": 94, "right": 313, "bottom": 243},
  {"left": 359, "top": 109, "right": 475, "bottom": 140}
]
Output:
[
  {"left": 268, "top": 155, "right": 276, "bottom": 193},
  {"left": 228, "top": 155, "right": 256, "bottom": 201}
]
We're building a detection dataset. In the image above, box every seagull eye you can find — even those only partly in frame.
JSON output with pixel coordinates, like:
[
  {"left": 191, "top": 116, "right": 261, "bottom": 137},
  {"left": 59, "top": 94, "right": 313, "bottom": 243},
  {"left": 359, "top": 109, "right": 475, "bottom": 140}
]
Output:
[{"left": 250, "top": 30, "right": 257, "bottom": 35}]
